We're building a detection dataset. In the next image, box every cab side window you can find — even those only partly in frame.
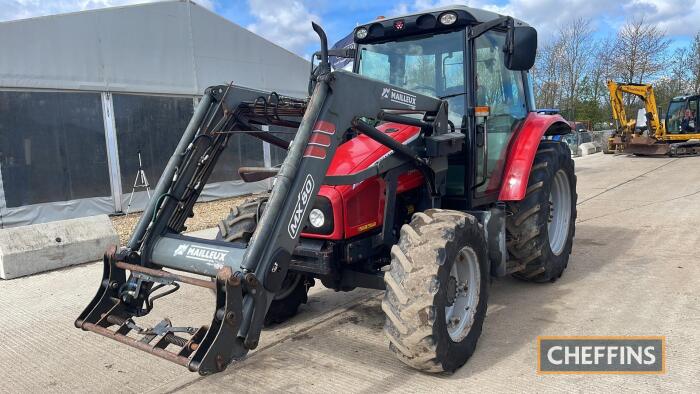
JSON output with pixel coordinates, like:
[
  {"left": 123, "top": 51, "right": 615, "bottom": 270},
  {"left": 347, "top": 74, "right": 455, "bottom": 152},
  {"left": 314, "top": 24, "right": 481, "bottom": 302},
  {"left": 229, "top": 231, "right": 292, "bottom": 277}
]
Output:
[{"left": 687, "top": 98, "right": 699, "bottom": 132}]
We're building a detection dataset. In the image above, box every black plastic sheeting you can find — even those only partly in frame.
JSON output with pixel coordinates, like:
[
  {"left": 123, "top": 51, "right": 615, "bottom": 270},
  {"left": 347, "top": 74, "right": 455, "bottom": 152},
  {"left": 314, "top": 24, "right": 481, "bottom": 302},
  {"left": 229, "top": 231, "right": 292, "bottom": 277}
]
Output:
[
  {"left": 0, "top": 91, "right": 274, "bottom": 227},
  {"left": 270, "top": 130, "right": 295, "bottom": 167},
  {"left": 114, "top": 94, "right": 195, "bottom": 193},
  {"left": 210, "top": 132, "right": 265, "bottom": 182},
  {"left": 113, "top": 93, "right": 266, "bottom": 190},
  {"left": 0, "top": 91, "right": 111, "bottom": 207}
]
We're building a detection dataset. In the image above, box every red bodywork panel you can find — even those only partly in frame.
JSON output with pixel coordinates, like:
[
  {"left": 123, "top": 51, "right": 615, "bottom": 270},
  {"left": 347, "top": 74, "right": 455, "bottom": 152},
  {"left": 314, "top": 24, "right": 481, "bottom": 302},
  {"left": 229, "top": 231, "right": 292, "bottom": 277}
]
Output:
[
  {"left": 498, "top": 112, "right": 570, "bottom": 201},
  {"left": 301, "top": 123, "right": 422, "bottom": 240},
  {"left": 301, "top": 112, "right": 569, "bottom": 240}
]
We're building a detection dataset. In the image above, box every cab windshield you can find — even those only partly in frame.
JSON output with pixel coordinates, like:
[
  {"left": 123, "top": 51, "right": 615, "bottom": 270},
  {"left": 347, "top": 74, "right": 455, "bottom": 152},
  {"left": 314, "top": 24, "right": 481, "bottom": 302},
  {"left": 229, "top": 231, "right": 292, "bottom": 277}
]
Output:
[{"left": 357, "top": 31, "right": 466, "bottom": 122}]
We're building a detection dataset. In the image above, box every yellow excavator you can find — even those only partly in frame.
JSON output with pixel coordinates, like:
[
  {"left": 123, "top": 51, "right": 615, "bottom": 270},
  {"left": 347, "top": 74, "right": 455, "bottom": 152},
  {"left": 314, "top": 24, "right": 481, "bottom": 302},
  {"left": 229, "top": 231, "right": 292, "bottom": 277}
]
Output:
[{"left": 606, "top": 80, "right": 700, "bottom": 155}]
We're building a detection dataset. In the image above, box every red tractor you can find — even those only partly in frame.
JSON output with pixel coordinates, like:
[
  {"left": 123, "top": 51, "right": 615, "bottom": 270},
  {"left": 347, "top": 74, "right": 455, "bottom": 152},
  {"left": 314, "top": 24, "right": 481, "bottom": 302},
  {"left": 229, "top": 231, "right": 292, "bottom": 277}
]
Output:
[{"left": 77, "top": 5, "right": 576, "bottom": 375}]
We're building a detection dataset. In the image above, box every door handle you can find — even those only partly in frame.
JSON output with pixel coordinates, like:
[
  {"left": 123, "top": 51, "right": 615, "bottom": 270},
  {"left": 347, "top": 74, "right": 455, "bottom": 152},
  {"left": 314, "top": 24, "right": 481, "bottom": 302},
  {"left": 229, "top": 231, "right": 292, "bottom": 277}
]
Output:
[{"left": 475, "top": 124, "right": 488, "bottom": 188}]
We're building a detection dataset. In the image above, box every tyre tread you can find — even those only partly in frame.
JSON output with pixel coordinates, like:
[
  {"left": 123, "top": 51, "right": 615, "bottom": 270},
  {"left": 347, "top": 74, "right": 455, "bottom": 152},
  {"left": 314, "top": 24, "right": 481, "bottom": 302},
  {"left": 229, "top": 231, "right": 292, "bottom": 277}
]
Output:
[
  {"left": 383, "top": 209, "right": 486, "bottom": 373},
  {"left": 506, "top": 141, "right": 577, "bottom": 282}
]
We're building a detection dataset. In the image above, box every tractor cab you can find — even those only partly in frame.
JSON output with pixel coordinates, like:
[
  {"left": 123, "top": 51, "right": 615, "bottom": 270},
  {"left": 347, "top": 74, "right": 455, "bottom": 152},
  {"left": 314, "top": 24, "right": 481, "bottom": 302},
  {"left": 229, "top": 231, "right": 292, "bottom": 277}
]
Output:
[{"left": 350, "top": 6, "right": 538, "bottom": 206}]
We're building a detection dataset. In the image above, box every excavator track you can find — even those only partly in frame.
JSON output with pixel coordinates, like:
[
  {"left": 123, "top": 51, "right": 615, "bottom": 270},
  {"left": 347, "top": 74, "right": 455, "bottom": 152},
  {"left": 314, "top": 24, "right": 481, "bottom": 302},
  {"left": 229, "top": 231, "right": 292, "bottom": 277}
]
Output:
[{"left": 669, "top": 140, "right": 700, "bottom": 156}]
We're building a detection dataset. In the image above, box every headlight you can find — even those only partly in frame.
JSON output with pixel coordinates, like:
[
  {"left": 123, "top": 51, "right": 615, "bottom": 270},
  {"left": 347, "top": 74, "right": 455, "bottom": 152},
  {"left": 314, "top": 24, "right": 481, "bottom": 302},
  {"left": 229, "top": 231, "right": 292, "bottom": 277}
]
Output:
[
  {"left": 355, "top": 27, "right": 368, "bottom": 39},
  {"left": 309, "top": 208, "right": 325, "bottom": 228},
  {"left": 302, "top": 196, "right": 333, "bottom": 235},
  {"left": 439, "top": 12, "right": 457, "bottom": 25}
]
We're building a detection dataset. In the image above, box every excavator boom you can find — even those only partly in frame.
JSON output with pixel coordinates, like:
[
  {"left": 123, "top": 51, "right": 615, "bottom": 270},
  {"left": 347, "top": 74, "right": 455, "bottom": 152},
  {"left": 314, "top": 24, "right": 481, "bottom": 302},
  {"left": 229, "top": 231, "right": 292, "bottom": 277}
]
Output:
[
  {"left": 606, "top": 80, "right": 700, "bottom": 156},
  {"left": 607, "top": 81, "right": 663, "bottom": 138}
]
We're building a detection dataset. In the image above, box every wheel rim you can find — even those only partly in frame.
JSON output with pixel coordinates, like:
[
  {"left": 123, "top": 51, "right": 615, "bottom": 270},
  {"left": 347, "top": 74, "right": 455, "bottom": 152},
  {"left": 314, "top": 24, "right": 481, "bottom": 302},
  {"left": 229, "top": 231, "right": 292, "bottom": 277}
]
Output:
[
  {"left": 274, "top": 273, "right": 302, "bottom": 300},
  {"left": 548, "top": 169, "right": 572, "bottom": 256},
  {"left": 445, "top": 246, "right": 481, "bottom": 342}
]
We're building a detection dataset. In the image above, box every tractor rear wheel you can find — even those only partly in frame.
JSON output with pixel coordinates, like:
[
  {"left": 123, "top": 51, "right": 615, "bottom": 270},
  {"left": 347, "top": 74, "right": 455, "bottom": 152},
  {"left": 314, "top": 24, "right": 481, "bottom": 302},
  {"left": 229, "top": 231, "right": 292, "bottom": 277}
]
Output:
[
  {"left": 506, "top": 140, "right": 577, "bottom": 282},
  {"left": 382, "top": 209, "right": 489, "bottom": 373},
  {"left": 217, "top": 197, "right": 312, "bottom": 326}
]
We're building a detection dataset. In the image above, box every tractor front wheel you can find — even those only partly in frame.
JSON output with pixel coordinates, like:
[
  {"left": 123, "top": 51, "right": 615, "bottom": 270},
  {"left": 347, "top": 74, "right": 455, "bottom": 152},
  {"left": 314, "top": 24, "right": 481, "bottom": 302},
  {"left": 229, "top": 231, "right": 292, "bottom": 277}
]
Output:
[
  {"left": 217, "top": 197, "right": 312, "bottom": 326},
  {"left": 382, "top": 209, "right": 489, "bottom": 373}
]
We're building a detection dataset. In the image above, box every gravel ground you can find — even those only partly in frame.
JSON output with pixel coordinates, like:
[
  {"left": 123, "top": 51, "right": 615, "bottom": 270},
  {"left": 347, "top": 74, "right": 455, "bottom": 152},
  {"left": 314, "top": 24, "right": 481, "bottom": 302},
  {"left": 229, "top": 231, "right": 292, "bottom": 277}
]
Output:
[{"left": 110, "top": 194, "right": 258, "bottom": 244}]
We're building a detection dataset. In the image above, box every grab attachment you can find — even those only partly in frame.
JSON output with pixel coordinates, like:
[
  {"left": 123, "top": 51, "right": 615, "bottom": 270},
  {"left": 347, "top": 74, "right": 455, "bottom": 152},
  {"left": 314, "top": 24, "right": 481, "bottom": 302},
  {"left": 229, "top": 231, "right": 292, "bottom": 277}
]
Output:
[{"left": 75, "top": 247, "right": 248, "bottom": 375}]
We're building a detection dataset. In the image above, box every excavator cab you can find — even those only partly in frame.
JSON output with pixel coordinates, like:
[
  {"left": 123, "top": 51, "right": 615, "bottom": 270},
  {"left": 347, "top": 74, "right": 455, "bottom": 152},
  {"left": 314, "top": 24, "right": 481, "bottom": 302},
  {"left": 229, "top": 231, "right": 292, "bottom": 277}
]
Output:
[{"left": 666, "top": 95, "right": 700, "bottom": 134}]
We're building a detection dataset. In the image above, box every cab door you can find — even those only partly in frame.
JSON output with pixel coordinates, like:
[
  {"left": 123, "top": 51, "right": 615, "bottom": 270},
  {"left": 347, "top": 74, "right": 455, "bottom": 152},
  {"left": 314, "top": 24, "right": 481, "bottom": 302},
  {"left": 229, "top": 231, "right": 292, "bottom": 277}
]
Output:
[
  {"left": 690, "top": 97, "right": 699, "bottom": 133},
  {"left": 471, "top": 30, "right": 529, "bottom": 204}
]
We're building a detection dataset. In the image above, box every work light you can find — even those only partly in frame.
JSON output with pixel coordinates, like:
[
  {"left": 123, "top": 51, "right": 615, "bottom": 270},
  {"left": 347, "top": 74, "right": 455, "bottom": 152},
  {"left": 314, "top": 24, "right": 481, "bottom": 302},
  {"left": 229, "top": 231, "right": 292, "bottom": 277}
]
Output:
[
  {"left": 355, "top": 27, "right": 368, "bottom": 39},
  {"left": 439, "top": 12, "right": 458, "bottom": 25}
]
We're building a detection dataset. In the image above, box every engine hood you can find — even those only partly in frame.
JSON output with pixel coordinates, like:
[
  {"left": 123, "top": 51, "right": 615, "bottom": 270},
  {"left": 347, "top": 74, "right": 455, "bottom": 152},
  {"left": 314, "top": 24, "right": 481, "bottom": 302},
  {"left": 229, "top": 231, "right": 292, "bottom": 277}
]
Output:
[{"left": 325, "top": 122, "right": 421, "bottom": 177}]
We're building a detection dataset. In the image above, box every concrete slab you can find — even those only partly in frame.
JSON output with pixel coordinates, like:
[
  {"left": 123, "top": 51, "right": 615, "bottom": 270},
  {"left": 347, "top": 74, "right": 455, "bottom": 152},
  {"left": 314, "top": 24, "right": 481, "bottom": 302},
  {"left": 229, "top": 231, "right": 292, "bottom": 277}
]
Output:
[
  {"left": 1, "top": 154, "right": 698, "bottom": 392},
  {"left": 577, "top": 142, "right": 599, "bottom": 156},
  {"left": 0, "top": 214, "right": 118, "bottom": 279}
]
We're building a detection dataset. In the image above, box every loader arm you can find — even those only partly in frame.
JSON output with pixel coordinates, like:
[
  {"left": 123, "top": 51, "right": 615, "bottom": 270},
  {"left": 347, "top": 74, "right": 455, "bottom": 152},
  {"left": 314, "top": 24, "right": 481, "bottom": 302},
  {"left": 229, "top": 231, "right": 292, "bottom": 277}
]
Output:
[{"left": 75, "top": 43, "right": 458, "bottom": 374}]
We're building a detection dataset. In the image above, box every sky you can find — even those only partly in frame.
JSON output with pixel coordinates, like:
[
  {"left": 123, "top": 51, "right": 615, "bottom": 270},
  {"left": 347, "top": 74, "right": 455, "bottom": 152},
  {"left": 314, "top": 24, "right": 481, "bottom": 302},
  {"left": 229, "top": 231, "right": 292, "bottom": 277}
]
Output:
[{"left": 0, "top": 0, "right": 698, "bottom": 58}]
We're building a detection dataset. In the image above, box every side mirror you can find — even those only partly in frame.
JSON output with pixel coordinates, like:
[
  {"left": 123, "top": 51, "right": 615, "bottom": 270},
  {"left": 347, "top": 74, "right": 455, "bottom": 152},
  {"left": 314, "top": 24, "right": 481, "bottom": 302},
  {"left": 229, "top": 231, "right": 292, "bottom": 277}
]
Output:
[{"left": 505, "top": 25, "right": 537, "bottom": 71}]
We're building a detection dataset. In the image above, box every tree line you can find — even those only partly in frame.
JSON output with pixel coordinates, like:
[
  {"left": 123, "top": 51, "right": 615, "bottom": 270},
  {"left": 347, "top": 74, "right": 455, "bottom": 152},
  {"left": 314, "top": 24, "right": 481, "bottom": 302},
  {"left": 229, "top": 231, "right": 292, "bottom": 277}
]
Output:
[{"left": 532, "top": 17, "right": 700, "bottom": 130}]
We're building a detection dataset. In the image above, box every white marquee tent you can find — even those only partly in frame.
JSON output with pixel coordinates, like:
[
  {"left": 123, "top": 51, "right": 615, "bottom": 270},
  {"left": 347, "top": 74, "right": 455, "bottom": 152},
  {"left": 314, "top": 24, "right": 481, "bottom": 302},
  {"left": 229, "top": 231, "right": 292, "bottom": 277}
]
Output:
[{"left": 0, "top": 0, "right": 309, "bottom": 227}]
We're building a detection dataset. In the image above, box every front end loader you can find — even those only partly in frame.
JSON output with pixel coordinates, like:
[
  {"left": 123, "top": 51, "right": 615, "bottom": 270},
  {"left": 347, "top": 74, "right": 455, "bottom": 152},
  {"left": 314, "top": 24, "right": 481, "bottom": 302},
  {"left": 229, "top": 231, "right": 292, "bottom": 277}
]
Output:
[{"left": 77, "top": 6, "right": 577, "bottom": 375}]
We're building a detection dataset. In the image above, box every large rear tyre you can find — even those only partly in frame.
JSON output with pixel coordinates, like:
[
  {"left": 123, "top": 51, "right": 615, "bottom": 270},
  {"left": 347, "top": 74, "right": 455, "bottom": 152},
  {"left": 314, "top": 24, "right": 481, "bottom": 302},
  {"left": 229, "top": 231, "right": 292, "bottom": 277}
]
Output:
[
  {"left": 217, "top": 197, "right": 312, "bottom": 326},
  {"left": 217, "top": 198, "right": 267, "bottom": 245},
  {"left": 382, "top": 209, "right": 489, "bottom": 373},
  {"left": 506, "top": 141, "right": 577, "bottom": 282}
]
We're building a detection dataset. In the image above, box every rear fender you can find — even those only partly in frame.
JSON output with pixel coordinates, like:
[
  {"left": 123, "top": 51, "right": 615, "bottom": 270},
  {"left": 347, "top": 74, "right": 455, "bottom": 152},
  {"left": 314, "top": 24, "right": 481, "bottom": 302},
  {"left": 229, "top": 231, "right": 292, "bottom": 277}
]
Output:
[{"left": 498, "top": 113, "right": 571, "bottom": 201}]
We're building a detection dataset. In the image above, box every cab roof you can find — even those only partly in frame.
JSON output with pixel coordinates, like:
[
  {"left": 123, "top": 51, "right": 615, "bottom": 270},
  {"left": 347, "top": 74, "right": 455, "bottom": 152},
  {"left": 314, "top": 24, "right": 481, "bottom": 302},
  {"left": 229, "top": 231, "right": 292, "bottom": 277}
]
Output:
[
  {"left": 366, "top": 5, "right": 530, "bottom": 28},
  {"left": 672, "top": 94, "right": 700, "bottom": 101},
  {"left": 354, "top": 4, "right": 531, "bottom": 45}
]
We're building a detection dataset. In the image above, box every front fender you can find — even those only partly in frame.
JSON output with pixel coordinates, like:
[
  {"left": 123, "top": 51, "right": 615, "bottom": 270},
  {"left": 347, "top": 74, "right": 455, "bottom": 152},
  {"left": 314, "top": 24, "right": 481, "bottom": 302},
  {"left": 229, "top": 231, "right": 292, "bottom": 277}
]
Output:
[{"left": 498, "top": 113, "right": 571, "bottom": 201}]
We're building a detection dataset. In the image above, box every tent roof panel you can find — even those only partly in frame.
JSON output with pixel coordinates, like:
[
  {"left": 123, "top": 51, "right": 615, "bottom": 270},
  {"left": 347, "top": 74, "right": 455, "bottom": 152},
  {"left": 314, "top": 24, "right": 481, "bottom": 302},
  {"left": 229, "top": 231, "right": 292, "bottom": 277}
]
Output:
[{"left": 0, "top": 0, "right": 309, "bottom": 97}]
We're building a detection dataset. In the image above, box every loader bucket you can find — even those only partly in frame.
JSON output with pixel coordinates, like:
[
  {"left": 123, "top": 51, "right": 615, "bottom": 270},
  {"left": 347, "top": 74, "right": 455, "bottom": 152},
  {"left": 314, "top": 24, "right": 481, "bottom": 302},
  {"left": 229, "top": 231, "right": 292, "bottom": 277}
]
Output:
[{"left": 75, "top": 246, "right": 249, "bottom": 375}]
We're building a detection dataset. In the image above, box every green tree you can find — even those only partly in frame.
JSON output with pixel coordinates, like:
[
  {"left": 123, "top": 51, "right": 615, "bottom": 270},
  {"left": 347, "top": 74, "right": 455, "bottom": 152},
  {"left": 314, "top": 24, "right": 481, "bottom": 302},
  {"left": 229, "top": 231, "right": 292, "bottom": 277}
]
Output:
[{"left": 691, "top": 32, "right": 700, "bottom": 93}]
